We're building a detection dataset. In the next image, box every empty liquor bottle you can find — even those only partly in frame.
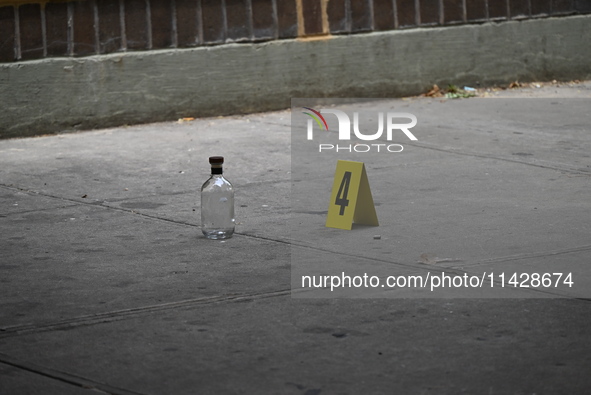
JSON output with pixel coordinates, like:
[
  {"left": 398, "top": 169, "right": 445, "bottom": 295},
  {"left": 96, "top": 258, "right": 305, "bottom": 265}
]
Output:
[{"left": 201, "top": 156, "right": 235, "bottom": 239}]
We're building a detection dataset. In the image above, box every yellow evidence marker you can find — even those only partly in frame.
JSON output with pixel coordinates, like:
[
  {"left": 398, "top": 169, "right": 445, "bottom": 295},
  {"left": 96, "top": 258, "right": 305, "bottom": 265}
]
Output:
[{"left": 325, "top": 160, "right": 379, "bottom": 230}]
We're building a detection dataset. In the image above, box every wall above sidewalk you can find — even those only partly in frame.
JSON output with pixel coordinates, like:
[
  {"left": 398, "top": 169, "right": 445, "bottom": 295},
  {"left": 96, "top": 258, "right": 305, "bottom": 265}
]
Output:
[
  {"left": 1, "top": 14, "right": 591, "bottom": 139},
  {"left": 1, "top": 0, "right": 590, "bottom": 63}
]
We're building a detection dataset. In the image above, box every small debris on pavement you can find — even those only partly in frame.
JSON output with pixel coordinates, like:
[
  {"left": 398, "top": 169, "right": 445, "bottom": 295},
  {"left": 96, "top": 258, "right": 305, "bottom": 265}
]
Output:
[
  {"left": 509, "top": 80, "right": 523, "bottom": 89},
  {"left": 445, "top": 85, "right": 476, "bottom": 99},
  {"left": 418, "top": 253, "right": 463, "bottom": 264},
  {"left": 422, "top": 84, "right": 476, "bottom": 99},
  {"left": 423, "top": 84, "right": 442, "bottom": 97}
]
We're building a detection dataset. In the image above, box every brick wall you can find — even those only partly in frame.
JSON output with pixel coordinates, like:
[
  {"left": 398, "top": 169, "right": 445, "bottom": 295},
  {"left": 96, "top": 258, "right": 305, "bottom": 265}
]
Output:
[{"left": 1, "top": 0, "right": 590, "bottom": 63}]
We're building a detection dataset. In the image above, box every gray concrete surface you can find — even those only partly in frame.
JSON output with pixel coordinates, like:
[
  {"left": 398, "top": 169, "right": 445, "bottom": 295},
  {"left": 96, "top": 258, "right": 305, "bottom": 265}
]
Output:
[
  {"left": 2, "top": 15, "right": 591, "bottom": 139},
  {"left": 1, "top": 82, "right": 591, "bottom": 394}
]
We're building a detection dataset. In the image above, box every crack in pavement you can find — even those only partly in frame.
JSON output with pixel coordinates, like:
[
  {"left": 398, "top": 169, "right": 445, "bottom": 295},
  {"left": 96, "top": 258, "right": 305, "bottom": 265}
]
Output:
[
  {"left": 0, "top": 356, "right": 145, "bottom": 395},
  {"left": 451, "top": 244, "right": 591, "bottom": 269},
  {"left": 0, "top": 289, "right": 291, "bottom": 339},
  {"left": 405, "top": 141, "right": 591, "bottom": 176}
]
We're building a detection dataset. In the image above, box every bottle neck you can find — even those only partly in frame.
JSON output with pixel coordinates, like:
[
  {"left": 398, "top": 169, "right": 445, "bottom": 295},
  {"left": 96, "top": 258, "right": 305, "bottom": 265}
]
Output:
[{"left": 211, "top": 166, "right": 223, "bottom": 175}]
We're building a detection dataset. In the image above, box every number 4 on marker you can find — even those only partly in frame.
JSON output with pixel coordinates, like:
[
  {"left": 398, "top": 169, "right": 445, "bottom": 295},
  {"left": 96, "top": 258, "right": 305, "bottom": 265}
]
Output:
[
  {"left": 326, "top": 160, "right": 379, "bottom": 230},
  {"left": 335, "top": 171, "right": 352, "bottom": 215}
]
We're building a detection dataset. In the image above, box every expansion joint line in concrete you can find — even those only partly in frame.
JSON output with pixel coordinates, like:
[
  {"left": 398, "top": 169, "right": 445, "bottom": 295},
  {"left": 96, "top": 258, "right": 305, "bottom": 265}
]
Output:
[
  {"left": 455, "top": 244, "right": 591, "bottom": 268},
  {"left": 0, "top": 354, "right": 145, "bottom": 395},
  {"left": 0, "top": 289, "right": 290, "bottom": 339},
  {"left": 406, "top": 141, "right": 591, "bottom": 176}
]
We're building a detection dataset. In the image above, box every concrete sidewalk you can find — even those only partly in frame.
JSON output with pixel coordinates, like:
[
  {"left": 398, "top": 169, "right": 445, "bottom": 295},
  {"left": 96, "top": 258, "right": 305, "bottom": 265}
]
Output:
[{"left": 1, "top": 82, "right": 591, "bottom": 394}]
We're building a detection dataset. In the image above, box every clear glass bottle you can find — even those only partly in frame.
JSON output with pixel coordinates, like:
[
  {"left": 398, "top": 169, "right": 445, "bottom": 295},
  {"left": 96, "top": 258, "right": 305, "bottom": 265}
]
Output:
[{"left": 201, "top": 156, "right": 235, "bottom": 239}]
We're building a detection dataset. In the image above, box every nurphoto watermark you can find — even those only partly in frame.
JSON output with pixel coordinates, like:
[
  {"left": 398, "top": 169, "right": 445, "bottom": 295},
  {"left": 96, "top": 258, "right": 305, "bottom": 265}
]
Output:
[{"left": 302, "top": 106, "right": 417, "bottom": 153}]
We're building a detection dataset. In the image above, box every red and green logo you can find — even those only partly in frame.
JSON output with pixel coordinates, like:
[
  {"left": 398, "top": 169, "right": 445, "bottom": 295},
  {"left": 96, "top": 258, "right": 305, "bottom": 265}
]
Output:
[{"left": 302, "top": 107, "right": 329, "bottom": 131}]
